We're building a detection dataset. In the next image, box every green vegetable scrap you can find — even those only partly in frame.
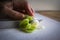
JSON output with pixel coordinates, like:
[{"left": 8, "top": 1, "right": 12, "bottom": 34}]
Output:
[
  {"left": 18, "top": 16, "right": 37, "bottom": 33},
  {"left": 26, "top": 16, "right": 33, "bottom": 21}
]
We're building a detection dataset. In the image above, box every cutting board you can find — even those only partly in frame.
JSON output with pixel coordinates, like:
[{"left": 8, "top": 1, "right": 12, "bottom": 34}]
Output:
[{"left": 0, "top": 13, "right": 60, "bottom": 40}]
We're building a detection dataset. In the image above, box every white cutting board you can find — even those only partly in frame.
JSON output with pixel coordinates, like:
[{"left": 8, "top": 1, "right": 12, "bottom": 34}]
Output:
[{"left": 0, "top": 13, "right": 60, "bottom": 40}]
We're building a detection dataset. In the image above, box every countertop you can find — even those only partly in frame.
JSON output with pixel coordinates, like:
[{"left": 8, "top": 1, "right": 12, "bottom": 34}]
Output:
[{"left": 36, "top": 11, "right": 60, "bottom": 22}]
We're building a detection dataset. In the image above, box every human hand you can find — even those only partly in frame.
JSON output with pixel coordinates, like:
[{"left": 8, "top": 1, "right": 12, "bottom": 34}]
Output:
[
  {"left": 13, "top": 0, "right": 34, "bottom": 16},
  {"left": 0, "top": 0, "right": 34, "bottom": 20},
  {"left": 0, "top": 2, "right": 25, "bottom": 20}
]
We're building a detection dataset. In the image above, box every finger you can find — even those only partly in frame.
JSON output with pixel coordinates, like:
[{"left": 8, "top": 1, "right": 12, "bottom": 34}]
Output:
[
  {"left": 4, "top": 7, "right": 25, "bottom": 20},
  {"left": 31, "top": 8, "right": 34, "bottom": 13},
  {"left": 25, "top": 3, "right": 34, "bottom": 16}
]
